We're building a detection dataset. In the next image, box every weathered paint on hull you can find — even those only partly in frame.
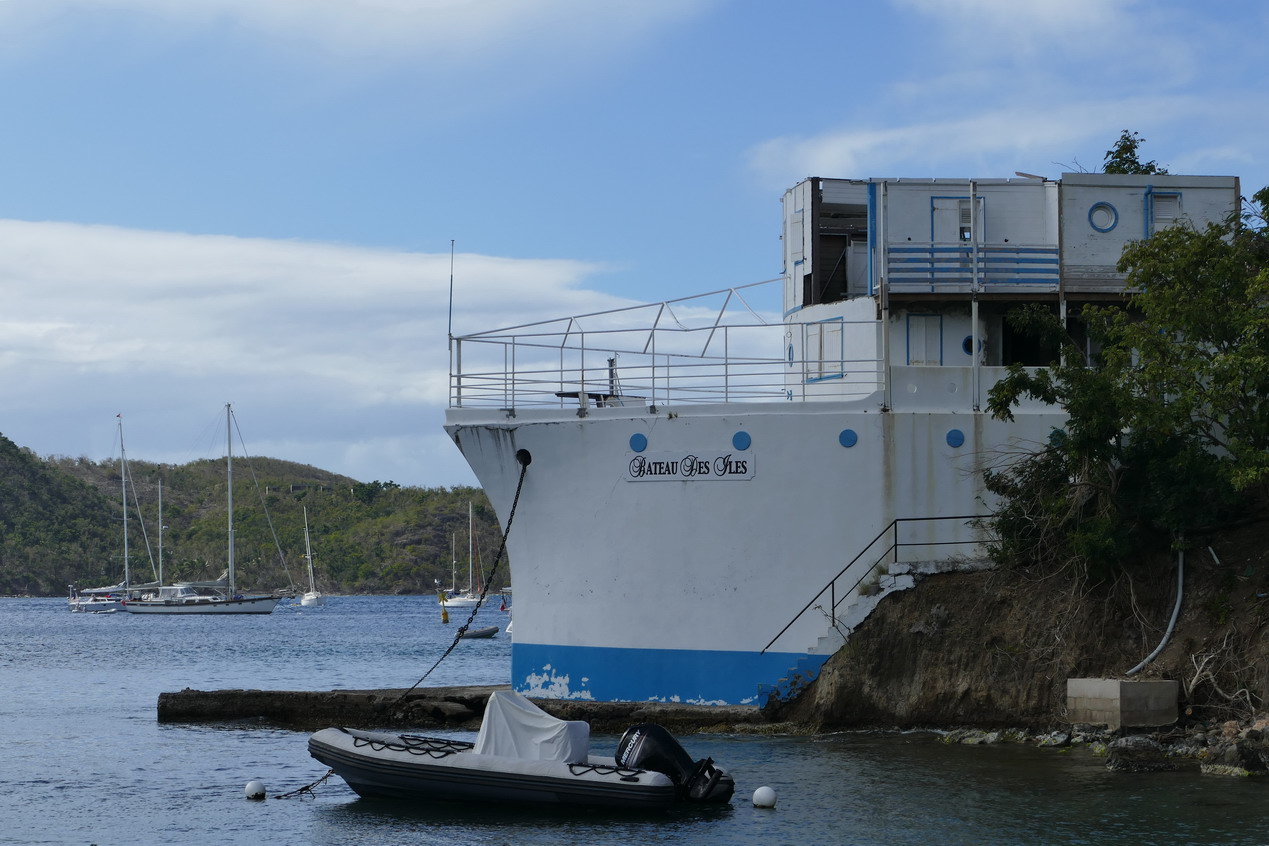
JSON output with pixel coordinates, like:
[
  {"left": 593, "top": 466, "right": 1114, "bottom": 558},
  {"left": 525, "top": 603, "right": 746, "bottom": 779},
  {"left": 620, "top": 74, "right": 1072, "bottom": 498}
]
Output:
[{"left": 446, "top": 395, "right": 1063, "bottom": 704}]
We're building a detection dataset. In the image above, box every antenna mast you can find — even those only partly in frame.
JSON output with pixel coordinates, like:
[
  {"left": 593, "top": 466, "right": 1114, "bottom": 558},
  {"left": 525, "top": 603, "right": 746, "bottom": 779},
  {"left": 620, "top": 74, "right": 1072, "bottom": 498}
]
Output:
[{"left": 447, "top": 239, "right": 455, "bottom": 352}]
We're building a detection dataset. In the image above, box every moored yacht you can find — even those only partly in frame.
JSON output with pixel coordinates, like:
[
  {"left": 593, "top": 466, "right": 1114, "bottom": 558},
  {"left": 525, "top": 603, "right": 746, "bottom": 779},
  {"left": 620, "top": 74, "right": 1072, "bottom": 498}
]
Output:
[{"left": 122, "top": 404, "right": 280, "bottom": 616}]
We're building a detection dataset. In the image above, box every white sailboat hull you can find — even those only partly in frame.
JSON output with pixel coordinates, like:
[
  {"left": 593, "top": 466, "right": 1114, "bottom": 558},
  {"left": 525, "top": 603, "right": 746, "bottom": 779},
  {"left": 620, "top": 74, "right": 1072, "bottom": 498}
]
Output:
[
  {"left": 69, "top": 597, "right": 124, "bottom": 613},
  {"left": 122, "top": 595, "right": 279, "bottom": 614}
]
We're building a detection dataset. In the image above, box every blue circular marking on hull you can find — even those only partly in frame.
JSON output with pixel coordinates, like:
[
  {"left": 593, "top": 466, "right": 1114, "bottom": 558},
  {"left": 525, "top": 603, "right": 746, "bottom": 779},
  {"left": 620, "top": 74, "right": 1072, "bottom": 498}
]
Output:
[
  {"left": 946, "top": 429, "right": 965, "bottom": 448},
  {"left": 629, "top": 433, "right": 648, "bottom": 452},
  {"left": 732, "top": 431, "right": 752, "bottom": 451},
  {"left": 839, "top": 429, "right": 858, "bottom": 448}
]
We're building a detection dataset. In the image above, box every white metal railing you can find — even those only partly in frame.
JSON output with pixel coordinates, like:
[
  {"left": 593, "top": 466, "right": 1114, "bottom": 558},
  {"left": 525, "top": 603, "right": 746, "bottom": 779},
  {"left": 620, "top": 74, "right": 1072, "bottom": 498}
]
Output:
[{"left": 449, "top": 279, "right": 885, "bottom": 409}]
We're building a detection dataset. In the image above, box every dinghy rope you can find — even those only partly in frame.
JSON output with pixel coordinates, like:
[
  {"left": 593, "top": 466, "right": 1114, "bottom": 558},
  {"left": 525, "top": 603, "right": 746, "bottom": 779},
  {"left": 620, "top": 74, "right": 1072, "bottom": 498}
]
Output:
[
  {"left": 353, "top": 733, "right": 475, "bottom": 758},
  {"left": 273, "top": 769, "right": 334, "bottom": 799},
  {"left": 392, "top": 448, "right": 532, "bottom": 708}
]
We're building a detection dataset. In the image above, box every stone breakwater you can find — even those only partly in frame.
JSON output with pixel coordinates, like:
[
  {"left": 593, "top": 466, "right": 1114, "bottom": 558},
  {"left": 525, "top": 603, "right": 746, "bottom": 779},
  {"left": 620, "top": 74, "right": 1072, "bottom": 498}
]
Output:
[
  {"left": 941, "top": 715, "right": 1269, "bottom": 777},
  {"left": 156, "top": 685, "right": 766, "bottom": 735}
]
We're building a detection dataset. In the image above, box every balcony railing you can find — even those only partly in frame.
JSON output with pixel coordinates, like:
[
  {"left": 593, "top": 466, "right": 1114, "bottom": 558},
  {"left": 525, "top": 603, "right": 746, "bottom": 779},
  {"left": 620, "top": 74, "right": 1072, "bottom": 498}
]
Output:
[
  {"left": 886, "top": 243, "right": 1060, "bottom": 293},
  {"left": 449, "top": 279, "right": 884, "bottom": 409}
]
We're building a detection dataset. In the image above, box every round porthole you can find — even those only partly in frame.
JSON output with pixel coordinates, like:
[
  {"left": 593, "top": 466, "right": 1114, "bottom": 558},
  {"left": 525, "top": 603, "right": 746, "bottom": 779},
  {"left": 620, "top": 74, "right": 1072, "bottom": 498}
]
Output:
[
  {"left": 839, "top": 429, "right": 858, "bottom": 448},
  {"left": 1088, "top": 202, "right": 1118, "bottom": 233},
  {"left": 629, "top": 433, "right": 648, "bottom": 452},
  {"left": 946, "top": 429, "right": 965, "bottom": 448},
  {"left": 732, "top": 431, "right": 752, "bottom": 451}
]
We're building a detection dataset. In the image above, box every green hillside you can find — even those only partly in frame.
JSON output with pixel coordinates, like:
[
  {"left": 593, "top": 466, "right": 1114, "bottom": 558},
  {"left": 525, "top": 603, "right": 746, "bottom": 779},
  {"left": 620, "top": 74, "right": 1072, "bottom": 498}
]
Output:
[{"left": 0, "top": 433, "right": 505, "bottom": 597}]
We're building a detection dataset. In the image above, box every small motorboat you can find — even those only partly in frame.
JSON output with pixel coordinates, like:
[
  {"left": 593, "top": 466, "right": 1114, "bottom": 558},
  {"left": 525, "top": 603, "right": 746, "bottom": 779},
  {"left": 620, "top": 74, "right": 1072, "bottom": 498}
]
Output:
[
  {"left": 308, "top": 690, "right": 734, "bottom": 810},
  {"left": 459, "top": 625, "right": 499, "bottom": 639}
]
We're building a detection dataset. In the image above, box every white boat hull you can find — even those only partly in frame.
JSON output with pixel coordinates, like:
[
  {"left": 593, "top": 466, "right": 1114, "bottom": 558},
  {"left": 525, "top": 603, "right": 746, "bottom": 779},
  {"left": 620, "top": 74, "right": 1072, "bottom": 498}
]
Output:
[
  {"left": 122, "top": 595, "right": 279, "bottom": 614},
  {"left": 69, "top": 598, "right": 124, "bottom": 613},
  {"left": 447, "top": 393, "right": 1062, "bottom": 705},
  {"left": 300, "top": 591, "right": 325, "bottom": 607}
]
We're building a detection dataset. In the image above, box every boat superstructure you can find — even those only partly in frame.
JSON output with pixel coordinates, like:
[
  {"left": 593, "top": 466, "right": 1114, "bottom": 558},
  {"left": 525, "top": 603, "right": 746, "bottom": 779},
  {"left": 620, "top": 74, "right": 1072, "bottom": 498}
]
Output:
[{"left": 444, "top": 172, "right": 1240, "bottom": 705}]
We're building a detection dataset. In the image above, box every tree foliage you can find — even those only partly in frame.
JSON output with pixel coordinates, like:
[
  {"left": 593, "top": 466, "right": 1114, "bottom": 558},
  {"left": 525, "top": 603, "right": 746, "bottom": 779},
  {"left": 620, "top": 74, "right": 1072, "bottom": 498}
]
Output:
[
  {"left": 0, "top": 442, "right": 505, "bottom": 597},
  {"left": 0, "top": 436, "right": 117, "bottom": 595},
  {"left": 1103, "top": 129, "right": 1169, "bottom": 175},
  {"left": 985, "top": 186, "right": 1269, "bottom": 579}
]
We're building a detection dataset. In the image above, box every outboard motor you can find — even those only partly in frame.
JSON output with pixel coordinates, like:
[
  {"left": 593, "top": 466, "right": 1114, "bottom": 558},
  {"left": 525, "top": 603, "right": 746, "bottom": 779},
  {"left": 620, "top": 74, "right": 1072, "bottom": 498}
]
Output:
[{"left": 616, "top": 723, "right": 735, "bottom": 804}]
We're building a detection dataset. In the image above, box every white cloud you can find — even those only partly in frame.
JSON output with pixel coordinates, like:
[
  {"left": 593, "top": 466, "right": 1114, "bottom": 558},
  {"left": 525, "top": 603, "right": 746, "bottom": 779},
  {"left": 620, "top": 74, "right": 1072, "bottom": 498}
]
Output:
[
  {"left": 745, "top": 95, "right": 1247, "bottom": 186},
  {"left": 0, "top": 0, "right": 716, "bottom": 65},
  {"left": 0, "top": 219, "right": 633, "bottom": 484},
  {"left": 893, "top": 0, "right": 1161, "bottom": 58}
]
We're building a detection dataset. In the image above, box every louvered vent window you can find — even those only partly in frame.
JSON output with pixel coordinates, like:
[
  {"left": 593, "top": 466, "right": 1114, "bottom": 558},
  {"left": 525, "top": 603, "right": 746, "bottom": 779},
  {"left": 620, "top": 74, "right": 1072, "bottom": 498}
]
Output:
[{"left": 1153, "top": 193, "right": 1181, "bottom": 231}]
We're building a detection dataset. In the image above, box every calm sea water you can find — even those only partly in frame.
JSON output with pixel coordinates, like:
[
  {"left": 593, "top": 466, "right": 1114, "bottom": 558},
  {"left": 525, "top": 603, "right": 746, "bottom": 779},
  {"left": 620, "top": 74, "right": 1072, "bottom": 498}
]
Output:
[{"left": 4, "top": 596, "right": 1269, "bottom": 846}]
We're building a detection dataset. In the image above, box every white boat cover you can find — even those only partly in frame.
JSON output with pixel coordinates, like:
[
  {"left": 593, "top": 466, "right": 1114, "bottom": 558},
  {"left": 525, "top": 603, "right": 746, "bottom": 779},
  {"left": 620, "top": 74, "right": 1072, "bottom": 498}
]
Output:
[{"left": 474, "top": 690, "right": 589, "bottom": 763}]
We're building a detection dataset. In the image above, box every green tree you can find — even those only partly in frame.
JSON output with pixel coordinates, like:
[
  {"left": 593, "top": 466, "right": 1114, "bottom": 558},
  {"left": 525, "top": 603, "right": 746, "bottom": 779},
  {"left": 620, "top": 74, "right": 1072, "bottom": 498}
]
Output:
[
  {"left": 1103, "top": 129, "right": 1169, "bottom": 175},
  {"left": 984, "top": 187, "right": 1269, "bottom": 578}
]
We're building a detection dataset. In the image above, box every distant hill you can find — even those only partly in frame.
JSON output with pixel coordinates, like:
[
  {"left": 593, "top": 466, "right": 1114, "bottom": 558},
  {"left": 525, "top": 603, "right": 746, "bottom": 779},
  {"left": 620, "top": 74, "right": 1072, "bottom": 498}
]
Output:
[
  {"left": 0, "top": 435, "right": 118, "bottom": 595},
  {"left": 1, "top": 433, "right": 505, "bottom": 597}
]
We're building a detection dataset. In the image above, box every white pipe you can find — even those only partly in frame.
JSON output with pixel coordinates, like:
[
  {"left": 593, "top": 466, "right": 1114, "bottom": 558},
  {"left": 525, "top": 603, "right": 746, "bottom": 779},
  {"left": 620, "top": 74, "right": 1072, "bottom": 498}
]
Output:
[{"left": 1125, "top": 549, "right": 1184, "bottom": 676}]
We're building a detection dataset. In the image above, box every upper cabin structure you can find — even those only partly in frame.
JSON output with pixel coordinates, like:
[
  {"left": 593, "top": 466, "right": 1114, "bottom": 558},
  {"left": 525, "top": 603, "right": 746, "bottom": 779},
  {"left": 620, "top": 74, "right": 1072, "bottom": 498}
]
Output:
[{"left": 781, "top": 173, "right": 1240, "bottom": 382}]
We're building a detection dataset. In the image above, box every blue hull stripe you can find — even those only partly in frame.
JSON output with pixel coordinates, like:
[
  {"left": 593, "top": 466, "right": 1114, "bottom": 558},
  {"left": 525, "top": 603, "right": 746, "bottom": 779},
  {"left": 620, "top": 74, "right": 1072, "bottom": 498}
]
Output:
[{"left": 512, "top": 642, "right": 827, "bottom": 705}]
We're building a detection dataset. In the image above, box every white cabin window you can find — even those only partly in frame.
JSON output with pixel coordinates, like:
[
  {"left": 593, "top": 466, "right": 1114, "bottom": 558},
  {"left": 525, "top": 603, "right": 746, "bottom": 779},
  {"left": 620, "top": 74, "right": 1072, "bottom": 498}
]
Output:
[{"left": 907, "top": 314, "right": 943, "bottom": 366}]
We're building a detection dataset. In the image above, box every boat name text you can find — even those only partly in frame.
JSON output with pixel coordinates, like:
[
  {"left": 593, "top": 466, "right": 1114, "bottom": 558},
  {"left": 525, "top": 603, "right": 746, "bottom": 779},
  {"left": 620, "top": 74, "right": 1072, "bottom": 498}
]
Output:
[{"left": 626, "top": 452, "right": 754, "bottom": 482}]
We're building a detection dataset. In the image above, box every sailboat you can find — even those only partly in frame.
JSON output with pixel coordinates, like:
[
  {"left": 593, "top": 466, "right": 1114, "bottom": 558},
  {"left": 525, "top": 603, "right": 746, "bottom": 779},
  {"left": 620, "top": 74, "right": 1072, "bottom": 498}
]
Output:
[
  {"left": 441, "top": 502, "right": 482, "bottom": 608},
  {"left": 122, "top": 404, "right": 280, "bottom": 615},
  {"left": 300, "top": 507, "right": 324, "bottom": 607},
  {"left": 69, "top": 416, "right": 142, "bottom": 613}
]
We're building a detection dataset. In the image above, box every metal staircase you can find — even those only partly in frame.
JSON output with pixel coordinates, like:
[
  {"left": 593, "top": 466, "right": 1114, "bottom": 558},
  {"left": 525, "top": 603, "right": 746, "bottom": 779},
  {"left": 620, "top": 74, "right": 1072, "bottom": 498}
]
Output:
[{"left": 756, "top": 515, "right": 988, "bottom": 707}]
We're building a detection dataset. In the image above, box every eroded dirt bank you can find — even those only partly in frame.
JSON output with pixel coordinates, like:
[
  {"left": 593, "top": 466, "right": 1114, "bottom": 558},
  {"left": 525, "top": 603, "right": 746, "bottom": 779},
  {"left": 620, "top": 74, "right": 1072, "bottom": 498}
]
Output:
[{"left": 771, "top": 522, "right": 1269, "bottom": 732}]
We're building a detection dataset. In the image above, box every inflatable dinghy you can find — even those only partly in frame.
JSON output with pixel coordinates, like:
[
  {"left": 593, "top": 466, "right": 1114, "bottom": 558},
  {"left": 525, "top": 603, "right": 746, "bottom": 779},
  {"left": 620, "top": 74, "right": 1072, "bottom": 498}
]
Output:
[{"left": 308, "top": 690, "right": 734, "bottom": 810}]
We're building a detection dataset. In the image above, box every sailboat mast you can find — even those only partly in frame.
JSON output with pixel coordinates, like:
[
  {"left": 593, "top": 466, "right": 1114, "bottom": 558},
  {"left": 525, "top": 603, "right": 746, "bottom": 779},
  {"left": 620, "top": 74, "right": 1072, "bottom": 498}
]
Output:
[
  {"left": 303, "top": 506, "right": 315, "bottom": 591},
  {"left": 226, "top": 403, "right": 235, "bottom": 597},
  {"left": 157, "top": 478, "right": 164, "bottom": 588},
  {"left": 119, "top": 415, "right": 129, "bottom": 591},
  {"left": 467, "top": 501, "right": 473, "bottom": 593}
]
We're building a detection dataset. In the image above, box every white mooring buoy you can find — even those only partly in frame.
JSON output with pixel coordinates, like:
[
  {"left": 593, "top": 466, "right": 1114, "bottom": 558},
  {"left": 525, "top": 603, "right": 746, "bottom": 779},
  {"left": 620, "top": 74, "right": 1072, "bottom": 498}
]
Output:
[
  {"left": 752, "top": 785, "right": 777, "bottom": 808},
  {"left": 245, "top": 780, "right": 267, "bottom": 800}
]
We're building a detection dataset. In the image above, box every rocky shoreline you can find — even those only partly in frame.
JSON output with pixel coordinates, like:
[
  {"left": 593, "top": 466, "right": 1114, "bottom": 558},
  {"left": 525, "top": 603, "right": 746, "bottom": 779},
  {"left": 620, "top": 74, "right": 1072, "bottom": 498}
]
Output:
[{"left": 937, "top": 715, "right": 1269, "bottom": 777}]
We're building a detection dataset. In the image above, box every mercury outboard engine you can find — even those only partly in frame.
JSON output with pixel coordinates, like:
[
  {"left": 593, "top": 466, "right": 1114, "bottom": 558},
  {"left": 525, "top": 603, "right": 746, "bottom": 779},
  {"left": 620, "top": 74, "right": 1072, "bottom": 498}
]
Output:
[{"left": 616, "top": 723, "right": 735, "bottom": 804}]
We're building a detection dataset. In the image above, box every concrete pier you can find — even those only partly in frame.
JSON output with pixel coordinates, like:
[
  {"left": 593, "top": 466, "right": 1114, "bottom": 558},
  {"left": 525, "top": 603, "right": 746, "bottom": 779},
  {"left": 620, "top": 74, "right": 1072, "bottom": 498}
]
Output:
[{"left": 157, "top": 685, "right": 766, "bottom": 733}]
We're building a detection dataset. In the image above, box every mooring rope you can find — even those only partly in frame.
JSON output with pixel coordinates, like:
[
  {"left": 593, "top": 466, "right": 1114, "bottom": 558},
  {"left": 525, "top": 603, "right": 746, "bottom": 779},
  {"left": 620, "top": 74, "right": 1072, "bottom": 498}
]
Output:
[
  {"left": 274, "top": 449, "right": 530, "bottom": 800},
  {"left": 273, "top": 768, "right": 333, "bottom": 799},
  {"left": 391, "top": 449, "right": 531, "bottom": 709}
]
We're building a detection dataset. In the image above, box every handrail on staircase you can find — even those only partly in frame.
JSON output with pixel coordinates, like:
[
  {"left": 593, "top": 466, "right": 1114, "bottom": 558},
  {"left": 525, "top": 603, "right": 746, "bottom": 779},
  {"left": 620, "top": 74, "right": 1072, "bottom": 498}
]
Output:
[{"left": 760, "top": 514, "right": 988, "bottom": 654}]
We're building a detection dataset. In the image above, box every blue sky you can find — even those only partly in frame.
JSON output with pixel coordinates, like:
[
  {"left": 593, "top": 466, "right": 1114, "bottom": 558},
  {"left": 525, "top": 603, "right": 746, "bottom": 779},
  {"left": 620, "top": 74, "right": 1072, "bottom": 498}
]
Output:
[{"left": 1, "top": 0, "right": 1266, "bottom": 486}]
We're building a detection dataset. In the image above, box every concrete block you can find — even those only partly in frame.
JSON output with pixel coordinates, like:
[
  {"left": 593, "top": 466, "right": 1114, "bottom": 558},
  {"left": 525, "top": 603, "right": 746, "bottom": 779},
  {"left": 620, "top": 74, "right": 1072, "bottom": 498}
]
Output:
[{"left": 1066, "top": 678, "right": 1178, "bottom": 730}]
